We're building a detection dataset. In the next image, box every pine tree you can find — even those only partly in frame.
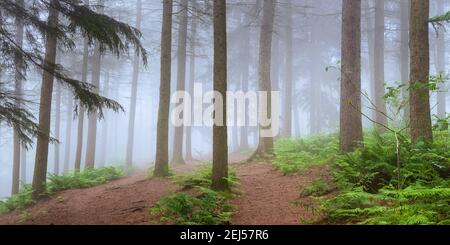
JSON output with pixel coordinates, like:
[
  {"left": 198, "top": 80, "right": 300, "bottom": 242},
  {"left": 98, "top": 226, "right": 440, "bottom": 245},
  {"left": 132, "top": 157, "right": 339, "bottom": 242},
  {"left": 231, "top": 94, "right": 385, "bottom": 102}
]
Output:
[{"left": 154, "top": 0, "right": 173, "bottom": 177}]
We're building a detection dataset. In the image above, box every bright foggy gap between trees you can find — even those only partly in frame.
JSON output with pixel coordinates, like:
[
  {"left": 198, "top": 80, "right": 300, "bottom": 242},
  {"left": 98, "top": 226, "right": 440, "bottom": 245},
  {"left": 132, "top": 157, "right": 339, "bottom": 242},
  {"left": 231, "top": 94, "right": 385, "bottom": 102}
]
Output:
[{"left": 0, "top": 0, "right": 448, "bottom": 199}]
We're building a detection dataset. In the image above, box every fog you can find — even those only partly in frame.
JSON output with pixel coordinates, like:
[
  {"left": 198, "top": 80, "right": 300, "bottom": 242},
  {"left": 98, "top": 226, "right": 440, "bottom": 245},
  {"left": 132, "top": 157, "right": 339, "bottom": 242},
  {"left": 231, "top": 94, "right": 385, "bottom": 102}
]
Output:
[{"left": 0, "top": 0, "right": 448, "bottom": 199}]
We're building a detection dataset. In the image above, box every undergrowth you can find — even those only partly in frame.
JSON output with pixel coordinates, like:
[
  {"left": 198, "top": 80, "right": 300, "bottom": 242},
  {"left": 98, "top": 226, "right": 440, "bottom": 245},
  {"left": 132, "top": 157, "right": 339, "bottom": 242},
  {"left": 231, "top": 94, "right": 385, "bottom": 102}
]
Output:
[
  {"left": 278, "top": 129, "right": 449, "bottom": 224},
  {"left": 150, "top": 187, "right": 233, "bottom": 225},
  {"left": 172, "top": 165, "right": 238, "bottom": 189},
  {"left": 150, "top": 165, "right": 238, "bottom": 225},
  {"left": 0, "top": 167, "right": 125, "bottom": 214},
  {"left": 274, "top": 134, "right": 338, "bottom": 174},
  {"left": 323, "top": 130, "right": 450, "bottom": 224}
]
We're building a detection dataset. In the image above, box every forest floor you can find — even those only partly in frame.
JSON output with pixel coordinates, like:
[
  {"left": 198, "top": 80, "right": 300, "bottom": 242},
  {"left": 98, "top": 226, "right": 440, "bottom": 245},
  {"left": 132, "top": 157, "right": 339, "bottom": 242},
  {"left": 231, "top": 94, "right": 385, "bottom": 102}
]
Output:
[{"left": 0, "top": 154, "right": 330, "bottom": 225}]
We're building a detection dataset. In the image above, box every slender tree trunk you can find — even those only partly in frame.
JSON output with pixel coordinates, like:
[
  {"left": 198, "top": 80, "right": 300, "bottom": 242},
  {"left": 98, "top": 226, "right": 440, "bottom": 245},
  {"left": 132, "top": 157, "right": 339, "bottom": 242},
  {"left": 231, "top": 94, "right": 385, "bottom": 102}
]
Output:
[
  {"left": 20, "top": 145, "right": 26, "bottom": 188},
  {"left": 32, "top": 0, "right": 59, "bottom": 198},
  {"left": 85, "top": 0, "right": 104, "bottom": 169},
  {"left": 63, "top": 89, "right": 73, "bottom": 173},
  {"left": 340, "top": 0, "right": 363, "bottom": 152},
  {"left": 12, "top": 0, "right": 25, "bottom": 195},
  {"left": 186, "top": 7, "right": 197, "bottom": 161},
  {"left": 239, "top": 12, "right": 250, "bottom": 148},
  {"left": 53, "top": 78, "right": 61, "bottom": 175},
  {"left": 309, "top": 39, "right": 321, "bottom": 135},
  {"left": 172, "top": 0, "right": 189, "bottom": 165},
  {"left": 74, "top": 0, "right": 90, "bottom": 172},
  {"left": 374, "top": 0, "right": 387, "bottom": 131},
  {"left": 125, "top": 0, "right": 142, "bottom": 167},
  {"left": 400, "top": 0, "right": 410, "bottom": 123},
  {"left": 364, "top": 0, "right": 375, "bottom": 110},
  {"left": 99, "top": 70, "right": 109, "bottom": 166},
  {"left": 154, "top": 0, "right": 173, "bottom": 177},
  {"left": 436, "top": 0, "right": 446, "bottom": 118},
  {"left": 409, "top": 0, "right": 432, "bottom": 143},
  {"left": 252, "top": 0, "right": 275, "bottom": 158},
  {"left": 282, "top": 0, "right": 293, "bottom": 138},
  {"left": 212, "top": 0, "right": 228, "bottom": 191}
]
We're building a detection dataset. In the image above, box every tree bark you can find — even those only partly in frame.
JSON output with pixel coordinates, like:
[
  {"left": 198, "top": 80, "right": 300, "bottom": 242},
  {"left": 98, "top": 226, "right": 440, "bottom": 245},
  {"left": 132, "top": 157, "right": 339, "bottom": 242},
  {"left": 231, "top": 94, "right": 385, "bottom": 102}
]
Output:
[
  {"left": 212, "top": 0, "right": 229, "bottom": 191},
  {"left": 63, "top": 89, "right": 73, "bottom": 173},
  {"left": 85, "top": 0, "right": 104, "bottom": 169},
  {"left": 339, "top": 0, "right": 363, "bottom": 152},
  {"left": 409, "top": 0, "right": 432, "bottom": 143},
  {"left": 282, "top": 0, "right": 293, "bottom": 138},
  {"left": 154, "top": 0, "right": 173, "bottom": 177},
  {"left": 12, "top": 0, "right": 25, "bottom": 195},
  {"left": 74, "top": 36, "right": 89, "bottom": 172},
  {"left": 172, "top": 0, "right": 189, "bottom": 165},
  {"left": 373, "top": 0, "right": 387, "bottom": 131},
  {"left": 186, "top": 5, "right": 198, "bottom": 161},
  {"left": 400, "top": 0, "right": 410, "bottom": 122},
  {"left": 32, "top": 0, "right": 59, "bottom": 198},
  {"left": 53, "top": 77, "right": 61, "bottom": 175},
  {"left": 99, "top": 69, "right": 109, "bottom": 166},
  {"left": 125, "top": 0, "right": 142, "bottom": 167},
  {"left": 436, "top": 0, "right": 446, "bottom": 118},
  {"left": 252, "top": 0, "right": 275, "bottom": 157}
]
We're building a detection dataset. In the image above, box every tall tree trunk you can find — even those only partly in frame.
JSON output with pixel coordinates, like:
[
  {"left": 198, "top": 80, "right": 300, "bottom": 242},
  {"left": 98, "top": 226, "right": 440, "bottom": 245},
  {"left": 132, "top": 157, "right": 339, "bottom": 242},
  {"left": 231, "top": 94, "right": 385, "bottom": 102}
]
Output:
[
  {"left": 282, "top": 0, "right": 293, "bottom": 138},
  {"left": 400, "top": 0, "right": 410, "bottom": 123},
  {"left": 20, "top": 145, "right": 26, "bottom": 188},
  {"left": 409, "top": 0, "right": 432, "bottom": 143},
  {"left": 172, "top": 0, "right": 189, "bottom": 165},
  {"left": 186, "top": 5, "right": 197, "bottom": 161},
  {"left": 309, "top": 37, "right": 321, "bottom": 135},
  {"left": 85, "top": 0, "right": 104, "bottom": 169},
  {"left": 12, "top": 0, "right": 25, "bottom": 195},
  {"left": 436, "top": 0, "right": 446, "bottom": 118},
  {"left": 364, "top": 0, "right": 375, "bottom": 111},
  {"left": 53, "top": 78, "right": 61, "bottom": 175},
  {"left": 239, "top": 12, "right": 250, "bottom": 148},
  {"left": 32, "top": 0, "right": 59, "bottom": 198},
  {"left": 154, "top": 0, "right": 173, "bottom": 177},
  {"left": 252, "top": 0, "right": 275, "bottom": 158},
  {"left": 125, "top": 0, "right": 142, "bottom": 167},
  {"left": 99, "top": 70, "right": 109, "bottom": 166},
  {"left": 63, "top": 89, "right": 73, "bottom": 173},
  {"left": 212, "top": 0, "right": 228, "bottom": 191},
  {"left": 340, "top": 0, "right": 363, "bottom": 152},
  {"left": 373, "top": 0, "right": 387, "bottom": 131},
  {"left": 74, "top": 0, "right": 90, "bottom": 172}
]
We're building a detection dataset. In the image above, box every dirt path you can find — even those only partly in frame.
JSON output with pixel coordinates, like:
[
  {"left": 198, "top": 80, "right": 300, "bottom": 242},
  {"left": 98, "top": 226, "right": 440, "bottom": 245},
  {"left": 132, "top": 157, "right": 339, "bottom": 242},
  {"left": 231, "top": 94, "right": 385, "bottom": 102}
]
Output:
[
  {"left": 0, "top": 155, "right": 328, "bottom": 225},
  {"left": 0, "top": 164, "right": 201, "bottom": 225},
  {"left": 231, "top": 162, "right": 329, "bottom": 225}
]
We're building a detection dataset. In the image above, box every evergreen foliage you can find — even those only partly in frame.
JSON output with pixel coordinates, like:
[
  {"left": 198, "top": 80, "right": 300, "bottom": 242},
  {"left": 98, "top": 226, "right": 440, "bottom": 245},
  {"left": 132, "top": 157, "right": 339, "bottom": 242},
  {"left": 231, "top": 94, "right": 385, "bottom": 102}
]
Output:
[{"left": 0, "top": 0, "right": 147, "bottom": 143}]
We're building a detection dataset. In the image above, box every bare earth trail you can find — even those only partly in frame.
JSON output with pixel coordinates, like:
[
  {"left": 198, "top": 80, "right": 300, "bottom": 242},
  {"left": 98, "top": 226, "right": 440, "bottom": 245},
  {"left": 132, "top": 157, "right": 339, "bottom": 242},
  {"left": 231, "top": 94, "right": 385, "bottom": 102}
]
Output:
[{"left": 0, "top": 155, "right": 328, "bottom": 225}]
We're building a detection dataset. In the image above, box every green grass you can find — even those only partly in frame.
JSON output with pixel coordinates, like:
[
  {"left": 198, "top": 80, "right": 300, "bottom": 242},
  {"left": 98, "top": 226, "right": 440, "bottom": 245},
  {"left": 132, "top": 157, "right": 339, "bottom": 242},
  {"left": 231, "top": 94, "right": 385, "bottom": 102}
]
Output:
[
  {"left": 273, "top": 134, "right": 338, "bottom": 174},
  {"left": 0, "top": 166, "right": 125, "bottom": 214}
]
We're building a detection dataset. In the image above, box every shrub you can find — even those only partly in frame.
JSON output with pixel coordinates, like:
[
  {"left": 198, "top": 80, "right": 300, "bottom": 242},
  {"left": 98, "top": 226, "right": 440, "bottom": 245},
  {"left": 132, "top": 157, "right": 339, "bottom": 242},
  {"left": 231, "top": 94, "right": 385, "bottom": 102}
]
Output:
[
  {"left": 274, "top": 134, "right": 338, "bottom": 174},
  {"left": 0, "top": 185, "right": 35, "bottom": 214},
  {"left": 321, "top": 185, "right": 450, "bottom": 224},
  {"left": 334, "top": 130, "right": 449, "bottom": 192}
]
